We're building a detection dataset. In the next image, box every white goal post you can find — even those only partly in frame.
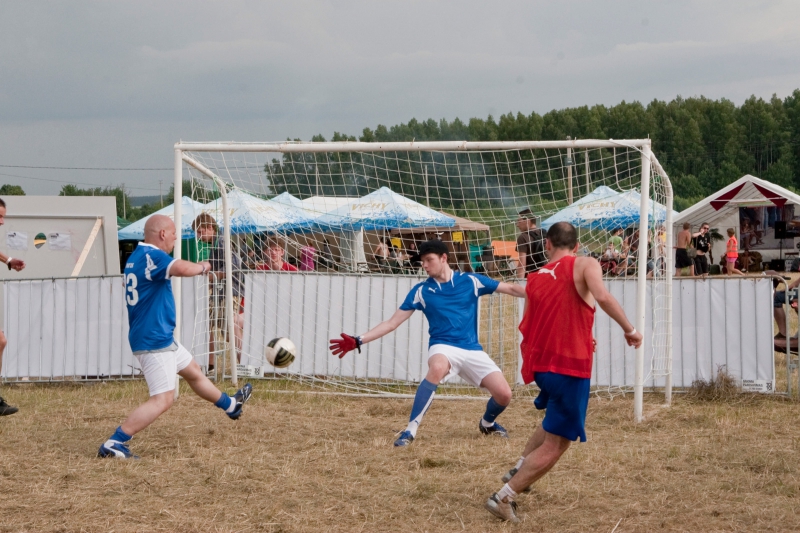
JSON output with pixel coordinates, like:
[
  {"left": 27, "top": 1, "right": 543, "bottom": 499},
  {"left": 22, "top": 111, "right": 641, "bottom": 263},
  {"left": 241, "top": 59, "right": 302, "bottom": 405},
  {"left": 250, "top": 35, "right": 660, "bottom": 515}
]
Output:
[{"left": 172, "top": 139, "right": 673, "bottom": 421}]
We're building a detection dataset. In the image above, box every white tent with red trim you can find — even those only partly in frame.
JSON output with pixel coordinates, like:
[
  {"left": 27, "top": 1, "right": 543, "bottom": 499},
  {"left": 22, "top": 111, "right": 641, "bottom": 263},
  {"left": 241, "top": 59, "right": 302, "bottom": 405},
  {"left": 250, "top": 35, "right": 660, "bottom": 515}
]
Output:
[{"left": 674, "top": 174, "right": 800, "bottom": 264}]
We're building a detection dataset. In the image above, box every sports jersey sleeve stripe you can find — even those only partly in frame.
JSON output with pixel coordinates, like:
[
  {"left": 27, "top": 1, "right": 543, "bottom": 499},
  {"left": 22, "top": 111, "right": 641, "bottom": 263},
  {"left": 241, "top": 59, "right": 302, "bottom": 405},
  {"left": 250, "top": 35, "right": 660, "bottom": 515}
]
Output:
[
  {"left": 473, "top": 273, "right": 500, "bottom": 295},
  {"left": 399, "top": 282, "right": 425, "bottom": 311},
  {"left": 164, "top": 258, "right": 179, "bottom": 280}
]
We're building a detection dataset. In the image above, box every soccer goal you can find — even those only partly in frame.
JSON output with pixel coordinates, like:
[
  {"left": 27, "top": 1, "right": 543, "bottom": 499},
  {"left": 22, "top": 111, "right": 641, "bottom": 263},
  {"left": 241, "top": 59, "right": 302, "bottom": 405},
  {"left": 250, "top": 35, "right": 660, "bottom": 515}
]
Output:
[{"left": 172, "top": 140, "right": 673, "bottom": 421}]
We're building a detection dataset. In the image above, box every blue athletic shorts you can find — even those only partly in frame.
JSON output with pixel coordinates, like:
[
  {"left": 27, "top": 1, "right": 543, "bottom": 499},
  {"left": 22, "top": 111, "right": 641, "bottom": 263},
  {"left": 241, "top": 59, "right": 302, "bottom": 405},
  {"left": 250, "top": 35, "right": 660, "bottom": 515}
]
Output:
[{"left": 533, "top": 371, "right": 591, "bottom": 442}]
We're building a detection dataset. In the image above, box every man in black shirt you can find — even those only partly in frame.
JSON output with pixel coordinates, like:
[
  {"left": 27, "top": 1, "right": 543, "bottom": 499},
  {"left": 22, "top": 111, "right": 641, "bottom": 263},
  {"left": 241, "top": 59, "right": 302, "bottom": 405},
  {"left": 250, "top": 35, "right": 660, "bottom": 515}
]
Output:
[
  {"left": 515, "top": 209, "right": 546, "bottom": 279},
  {"left": 692, "top": 222, "right": 711, "bottom": 277}
]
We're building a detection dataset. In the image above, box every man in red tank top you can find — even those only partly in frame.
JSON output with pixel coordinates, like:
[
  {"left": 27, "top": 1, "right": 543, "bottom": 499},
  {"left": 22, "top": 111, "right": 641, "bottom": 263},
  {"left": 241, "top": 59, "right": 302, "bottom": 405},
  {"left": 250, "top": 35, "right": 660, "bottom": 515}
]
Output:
[{"left": 485, "top": 222, "right": 643, "bottom": 523}]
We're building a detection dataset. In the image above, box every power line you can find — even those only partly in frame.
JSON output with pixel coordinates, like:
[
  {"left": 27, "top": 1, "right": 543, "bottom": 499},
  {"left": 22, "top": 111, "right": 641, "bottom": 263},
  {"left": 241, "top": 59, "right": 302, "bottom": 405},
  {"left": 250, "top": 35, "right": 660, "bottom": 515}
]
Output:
[
  {"left": 0, "top": 164, "right": 172, "bottom": 171},
  {"left": 0, "top": 171, "right": 161, "bottom": 192}
]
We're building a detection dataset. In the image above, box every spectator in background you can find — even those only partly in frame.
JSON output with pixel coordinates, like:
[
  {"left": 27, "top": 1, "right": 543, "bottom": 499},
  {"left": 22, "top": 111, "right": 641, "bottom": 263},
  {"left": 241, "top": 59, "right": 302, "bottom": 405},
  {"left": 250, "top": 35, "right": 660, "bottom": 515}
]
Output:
[
  {"left": 319, "top": 238, "right": 335, "bottom": 270},
  {"left": 692, "top": 223, "right": 711, "bottom": 278},
  {"left": 515, "top": 209, "right": 546, "bottom": 279},
  {"left": 675, "top": 222, "right": 695, "bottom": 277},
  {"left": 725, "top": 228, "right": 744, "bottom": 276},
  {"left": 193, "top": 213, "right": 245, "bottom": 373},
  {"left": 618, "top": 229, "right": 655, "bottom": 277},
  {"left": 300, "top": 245, "right": 316, "bottom": 271},
  {"left": 257, "top": 237, "right": 298, "bottom": 272},
  {"left": 773, "top": 276, "right": 800, "bottom": 339},
  {"left": 407, "top": 241, "right": 422, "bottom": 268},
  {"left": 192, "top": 213, "right": 217, "bottom": 262},
  {"left": 609, "top": 228, "right": 624, "bottom": 255},
  {"left": 374, "top": 237, "right": 392, "bottom": 270}
]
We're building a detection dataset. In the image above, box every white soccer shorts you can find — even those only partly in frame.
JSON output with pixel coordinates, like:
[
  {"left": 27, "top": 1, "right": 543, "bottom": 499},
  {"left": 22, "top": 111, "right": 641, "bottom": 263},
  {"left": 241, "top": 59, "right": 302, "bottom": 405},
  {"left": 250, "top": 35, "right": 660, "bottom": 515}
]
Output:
[
  {"left": 136, "top": 343, "right": 194, "bottom": 396},
  {"left": 428, "top": 344, "right": 502, "bottom": 388}
]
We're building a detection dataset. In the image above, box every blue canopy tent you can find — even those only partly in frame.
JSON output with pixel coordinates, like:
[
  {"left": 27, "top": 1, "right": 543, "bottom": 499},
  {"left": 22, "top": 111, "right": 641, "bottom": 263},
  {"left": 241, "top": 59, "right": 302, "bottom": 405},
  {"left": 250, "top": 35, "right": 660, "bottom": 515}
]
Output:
[
  {"left": 117, "top": 196, "right": 205, "bottom": 240},
  {"left": 540, "top": 186, "right": 674, "bottom": 231},
  {"left": 271, "top": 191, "right": 306, "bottom": 210},
  {"left": 201, "top": 189, "right": 316, "bottom": 234},
  {"left": 315, "top": 186, "right": 455, "bottom": 231}
]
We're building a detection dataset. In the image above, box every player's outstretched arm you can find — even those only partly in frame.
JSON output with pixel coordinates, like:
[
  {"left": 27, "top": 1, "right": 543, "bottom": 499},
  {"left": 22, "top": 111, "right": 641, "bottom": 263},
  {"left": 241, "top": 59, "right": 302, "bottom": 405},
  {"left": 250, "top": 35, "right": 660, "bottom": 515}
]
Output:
[
  {"left": 329, "top": 309, "right": 414, "bottom": 358},
  {"left": 169, "top": 260, "right": 212, "bottom": 278},
  {"left": 495, "top": 282, "right": 526, "bottom": 299},
  {"left": 0, "top": 252, "right": 25, "bottom": 272},
  {"left": 582, "top": 259, "right": 643, "bottom": 348}
]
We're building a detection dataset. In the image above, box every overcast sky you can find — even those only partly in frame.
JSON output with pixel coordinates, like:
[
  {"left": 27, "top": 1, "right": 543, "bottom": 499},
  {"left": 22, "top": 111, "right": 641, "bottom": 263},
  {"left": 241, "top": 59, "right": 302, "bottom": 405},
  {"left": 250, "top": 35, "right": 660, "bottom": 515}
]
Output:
[{"left": 1, "top": 0, "right": 799, "bottom": 196}]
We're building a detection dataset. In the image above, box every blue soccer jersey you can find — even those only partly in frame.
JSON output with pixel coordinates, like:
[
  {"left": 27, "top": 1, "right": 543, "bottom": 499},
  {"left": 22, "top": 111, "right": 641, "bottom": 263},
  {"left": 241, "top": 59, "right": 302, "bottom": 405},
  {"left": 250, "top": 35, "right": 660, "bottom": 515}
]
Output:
[
  {"left": 399, "top": 271, "right": 500, "bottom": 350},
  {"left": 124, "top": 243, "right": 179, "bottom": 352}
]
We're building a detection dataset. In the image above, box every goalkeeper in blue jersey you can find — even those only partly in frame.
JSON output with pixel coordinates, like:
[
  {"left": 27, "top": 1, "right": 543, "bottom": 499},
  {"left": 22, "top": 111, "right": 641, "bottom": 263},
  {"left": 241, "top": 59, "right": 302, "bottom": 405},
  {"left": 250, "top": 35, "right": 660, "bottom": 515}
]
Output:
[
  {"left": 97, "top": 215, "right": 252, "bottom": 459},
  {"left": 330, "top": 239, "right": 526, "bottom": 447}
]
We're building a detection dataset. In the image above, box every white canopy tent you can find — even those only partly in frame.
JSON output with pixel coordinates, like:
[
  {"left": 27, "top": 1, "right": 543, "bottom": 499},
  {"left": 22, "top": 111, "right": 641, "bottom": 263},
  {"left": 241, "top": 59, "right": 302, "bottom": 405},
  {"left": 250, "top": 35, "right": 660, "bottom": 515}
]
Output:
[
  {"left": 117, "top": 196, "right": 205, "bottom": 240},
  {"left": 674, "top": 175, "right": 800, "bottom": 265}
]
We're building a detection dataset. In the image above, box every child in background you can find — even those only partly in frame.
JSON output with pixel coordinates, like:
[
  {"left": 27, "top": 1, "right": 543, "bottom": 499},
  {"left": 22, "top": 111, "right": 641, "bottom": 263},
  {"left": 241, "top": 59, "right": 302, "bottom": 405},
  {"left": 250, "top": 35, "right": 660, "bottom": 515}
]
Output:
[{"left": 725, "top": 228, "right": 744, "bottom": 276}]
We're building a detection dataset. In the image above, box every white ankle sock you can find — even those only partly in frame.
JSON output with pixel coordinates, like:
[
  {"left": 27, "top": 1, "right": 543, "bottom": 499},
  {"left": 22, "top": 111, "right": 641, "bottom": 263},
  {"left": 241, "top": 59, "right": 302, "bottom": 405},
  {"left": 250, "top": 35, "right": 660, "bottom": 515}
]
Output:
[
  {"left": 515, "top": 456, "right": 525, "bottom": 470},
  {"left": 405, "top": 421, "right": 419, "bottom": 437},
  {"left": 497, "top": 483, "right": 517, "bottom": 502},
  {"left": 480, "top": 418, "right": 495, "bottom": 428},
  {"left": 225, "top": 397, "right": 238, "bottom": 413}
]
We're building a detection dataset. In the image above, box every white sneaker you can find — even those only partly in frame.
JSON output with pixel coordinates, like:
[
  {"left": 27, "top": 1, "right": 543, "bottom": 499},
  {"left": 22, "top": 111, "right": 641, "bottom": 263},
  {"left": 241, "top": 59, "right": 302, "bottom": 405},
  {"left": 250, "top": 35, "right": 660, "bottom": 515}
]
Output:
[{"left": 484, "top": 493, "right": 520, "bottom": 523}]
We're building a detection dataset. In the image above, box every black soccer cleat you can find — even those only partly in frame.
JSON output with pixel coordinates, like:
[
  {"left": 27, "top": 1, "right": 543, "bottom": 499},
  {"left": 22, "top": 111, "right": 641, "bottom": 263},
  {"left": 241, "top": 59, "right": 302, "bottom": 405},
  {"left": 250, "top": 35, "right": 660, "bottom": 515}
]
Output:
[
  {"left": 479, "top": 420, "right": 509, "bottom": 438},
  {"left": 0, "top": 396, "right": 18, "bottom": 416}
]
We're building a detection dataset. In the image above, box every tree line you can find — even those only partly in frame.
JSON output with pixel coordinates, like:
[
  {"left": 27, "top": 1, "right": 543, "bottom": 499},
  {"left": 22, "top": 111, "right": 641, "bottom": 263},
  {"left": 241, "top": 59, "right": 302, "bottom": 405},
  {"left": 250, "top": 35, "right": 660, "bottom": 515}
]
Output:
[{"left": 267, "top": 90, "right": 800, "bottom": 213}]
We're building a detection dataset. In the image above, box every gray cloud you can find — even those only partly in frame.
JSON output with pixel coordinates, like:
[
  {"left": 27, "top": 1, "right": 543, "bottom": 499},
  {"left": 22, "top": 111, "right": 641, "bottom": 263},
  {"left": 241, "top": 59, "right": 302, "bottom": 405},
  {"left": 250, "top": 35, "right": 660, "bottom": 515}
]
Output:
[{"left": 1, "top": 0, "right": 799, "bottom": 194}]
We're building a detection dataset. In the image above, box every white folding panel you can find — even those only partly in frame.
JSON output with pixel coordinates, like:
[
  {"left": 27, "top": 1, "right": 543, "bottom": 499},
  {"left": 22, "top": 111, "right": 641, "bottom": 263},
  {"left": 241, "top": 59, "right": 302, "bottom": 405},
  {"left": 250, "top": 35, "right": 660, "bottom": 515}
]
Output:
[
  {"left": 241, "top": 272, "right": 431, "bottom": 381},
  {"left": 1, "top": 276, "right": 208, "bottom": 380},
  {"left": 2, "top": 274, "right": 775, "bottom": 391},
  {"left": 518, "top": 278, "right": 774, "bottom": 389}
]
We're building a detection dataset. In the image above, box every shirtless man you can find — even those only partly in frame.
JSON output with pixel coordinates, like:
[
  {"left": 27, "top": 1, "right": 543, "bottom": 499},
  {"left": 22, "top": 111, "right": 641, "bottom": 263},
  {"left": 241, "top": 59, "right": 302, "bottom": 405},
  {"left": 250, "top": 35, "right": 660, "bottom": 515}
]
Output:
[{"left": 675, "top": 222, "right": 694, "bottom": 277}]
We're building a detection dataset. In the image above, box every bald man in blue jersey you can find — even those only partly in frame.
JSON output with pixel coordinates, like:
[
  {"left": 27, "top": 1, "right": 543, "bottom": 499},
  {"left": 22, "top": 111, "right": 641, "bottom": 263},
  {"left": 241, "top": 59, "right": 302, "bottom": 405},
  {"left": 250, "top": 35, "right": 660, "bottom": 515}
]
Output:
[
  {"left": 331, "top": 239, "right": 526, "bottom": 447},
  {"left": 98, "top": 215, "right": 251, "bottom": 459}
]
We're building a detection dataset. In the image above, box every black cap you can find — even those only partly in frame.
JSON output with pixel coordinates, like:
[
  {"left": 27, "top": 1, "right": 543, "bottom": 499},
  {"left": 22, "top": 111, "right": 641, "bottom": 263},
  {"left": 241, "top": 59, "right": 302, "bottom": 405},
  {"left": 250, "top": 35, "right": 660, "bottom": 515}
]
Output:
[{"left": 418, "top": 239, "right": 448, "bottom": 257}]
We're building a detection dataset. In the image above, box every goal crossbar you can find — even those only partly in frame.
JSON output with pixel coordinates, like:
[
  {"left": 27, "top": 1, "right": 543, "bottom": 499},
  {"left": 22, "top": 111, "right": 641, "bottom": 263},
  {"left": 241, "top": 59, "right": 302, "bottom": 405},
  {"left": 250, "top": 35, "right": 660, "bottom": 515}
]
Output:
[{"left": 174, "top": 139, "right": 653, "bottom": 153}]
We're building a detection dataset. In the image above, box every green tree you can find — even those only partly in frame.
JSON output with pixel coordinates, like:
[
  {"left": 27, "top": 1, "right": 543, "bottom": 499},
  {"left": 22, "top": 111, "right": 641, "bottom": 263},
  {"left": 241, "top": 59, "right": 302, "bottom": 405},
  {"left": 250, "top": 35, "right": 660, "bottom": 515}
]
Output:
[
  {"left": 258, "top": 89, "right": 800, "bottom": 212},
  {"left": 0, "top": 184, "right": 25, "bottom": 195},
  {"left": 59, "top": 184, "right": 132, "bottom": 219}
]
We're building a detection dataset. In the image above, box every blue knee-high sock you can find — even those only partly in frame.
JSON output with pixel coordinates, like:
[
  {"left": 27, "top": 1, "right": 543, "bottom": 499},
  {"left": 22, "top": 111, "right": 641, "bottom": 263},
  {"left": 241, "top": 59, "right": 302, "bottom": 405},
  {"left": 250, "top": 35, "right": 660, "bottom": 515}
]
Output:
[
  {"left": 406, "top": 379, "right": 437, "bottom": 437},
  {"left": 110, "top": 426, "right": 132, "bottom": 443},
  {"left": 215, "top": 392, "right": 234, "bottom": 412},
  {"left": 481, "top": 397, "right": 507, "bottom": 426}
]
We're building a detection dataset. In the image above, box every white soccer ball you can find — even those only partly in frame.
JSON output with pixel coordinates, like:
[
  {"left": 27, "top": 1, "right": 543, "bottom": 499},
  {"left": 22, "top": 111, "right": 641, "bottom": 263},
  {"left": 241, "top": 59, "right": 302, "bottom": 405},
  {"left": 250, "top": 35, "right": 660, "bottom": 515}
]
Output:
[{"left": 265, "top": 337, "right": 296, "bottom": 368}]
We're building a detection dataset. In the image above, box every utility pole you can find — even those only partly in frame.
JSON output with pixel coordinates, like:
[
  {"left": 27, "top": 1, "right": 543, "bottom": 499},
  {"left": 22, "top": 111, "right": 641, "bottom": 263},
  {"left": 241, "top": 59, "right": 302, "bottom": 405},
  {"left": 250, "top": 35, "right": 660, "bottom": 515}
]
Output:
[
  {"left": 566, "top": 137, "right": 573, "bottom": 204},
  {"left": 424, "top": 167, "right": 430, "bottom": 207},
  {"left": 160, "top": 180, "right": 163, "bottom": 207},
  {"left": 121, "top": 182, "right": 126, "bottom": 219},
  {"left": 585, "top": 149, "right": 590, "bottom": 195}
]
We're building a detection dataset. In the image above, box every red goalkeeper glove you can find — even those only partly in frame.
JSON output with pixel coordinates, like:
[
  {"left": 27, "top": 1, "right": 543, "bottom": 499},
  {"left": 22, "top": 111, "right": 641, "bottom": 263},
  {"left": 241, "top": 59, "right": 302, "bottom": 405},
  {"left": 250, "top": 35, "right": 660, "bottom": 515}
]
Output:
[{"left": 329, "top": 333, "right": 362, "bottom": 358}]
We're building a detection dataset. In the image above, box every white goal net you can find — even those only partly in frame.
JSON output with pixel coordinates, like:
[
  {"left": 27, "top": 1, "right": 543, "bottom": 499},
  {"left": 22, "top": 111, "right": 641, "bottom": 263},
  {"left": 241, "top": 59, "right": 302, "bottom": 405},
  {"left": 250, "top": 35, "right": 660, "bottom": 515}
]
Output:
[{"left": 172, "top": 140, "right": 673, "bottom": 408}]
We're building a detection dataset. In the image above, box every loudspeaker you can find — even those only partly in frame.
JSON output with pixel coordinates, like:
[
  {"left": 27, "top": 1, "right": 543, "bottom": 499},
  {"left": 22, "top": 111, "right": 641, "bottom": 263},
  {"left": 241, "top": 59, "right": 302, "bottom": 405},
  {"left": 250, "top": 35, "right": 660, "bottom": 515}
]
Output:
[
  {"left": 775, "top": 221, "right": 788, "bottom": 240},
  {"left": 770, "top": 258, "right": 785, "bottom": 270}
]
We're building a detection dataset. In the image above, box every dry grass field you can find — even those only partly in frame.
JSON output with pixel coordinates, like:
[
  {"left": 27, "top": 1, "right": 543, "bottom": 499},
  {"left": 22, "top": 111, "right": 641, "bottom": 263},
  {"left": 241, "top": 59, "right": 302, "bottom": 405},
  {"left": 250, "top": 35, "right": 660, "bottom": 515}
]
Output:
[{"left": 1, "top": 380, "right": 800, "bottom": 533}]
